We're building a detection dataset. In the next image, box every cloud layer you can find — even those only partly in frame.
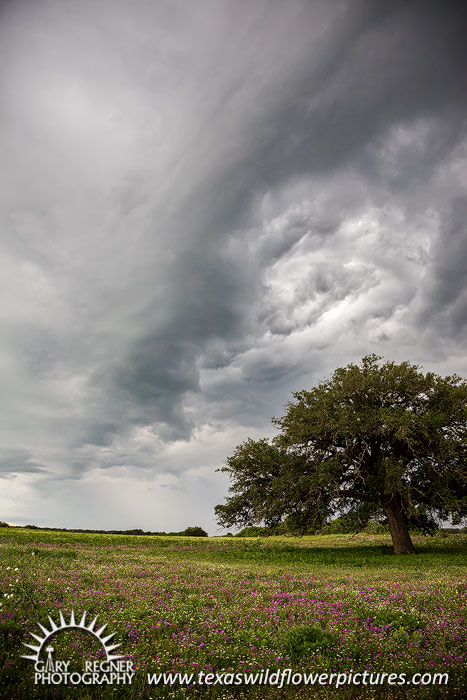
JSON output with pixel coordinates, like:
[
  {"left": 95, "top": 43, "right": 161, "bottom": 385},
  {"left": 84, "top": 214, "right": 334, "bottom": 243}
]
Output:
[{"left": 1, "top": 0, "right": 466, "bottom": 532}]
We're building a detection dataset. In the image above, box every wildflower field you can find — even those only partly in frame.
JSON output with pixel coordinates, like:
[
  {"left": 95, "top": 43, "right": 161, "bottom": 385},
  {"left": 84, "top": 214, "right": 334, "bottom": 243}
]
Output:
[{"left": 0, "top": 528, "right": 465, "bottom": 699}]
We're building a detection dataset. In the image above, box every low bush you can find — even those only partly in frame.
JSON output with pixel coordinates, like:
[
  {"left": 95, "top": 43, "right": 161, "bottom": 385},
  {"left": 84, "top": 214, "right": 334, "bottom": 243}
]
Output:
[
  {"left": 282, "top": 625, "right": 337, "bottom": 658},
  {"left": 182, "top": 526, "right": 208, "bottom": 537}
]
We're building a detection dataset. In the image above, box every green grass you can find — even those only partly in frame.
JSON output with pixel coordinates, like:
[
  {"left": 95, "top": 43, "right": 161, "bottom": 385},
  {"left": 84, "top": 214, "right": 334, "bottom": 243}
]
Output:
[{"left": 0, "top": 528, "right": 465, "bottom": 699}]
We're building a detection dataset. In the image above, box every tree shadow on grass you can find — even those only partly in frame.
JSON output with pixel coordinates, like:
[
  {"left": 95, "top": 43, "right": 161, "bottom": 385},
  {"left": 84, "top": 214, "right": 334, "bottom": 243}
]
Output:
[{"left": 170, "top": 538, "right": 467, "bottom": 569}]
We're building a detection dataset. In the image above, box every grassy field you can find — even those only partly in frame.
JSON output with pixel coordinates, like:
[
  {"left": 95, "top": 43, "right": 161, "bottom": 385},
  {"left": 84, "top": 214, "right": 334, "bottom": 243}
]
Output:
[{"left": 0, "top": 528, "right": 465, "bottom": 699}]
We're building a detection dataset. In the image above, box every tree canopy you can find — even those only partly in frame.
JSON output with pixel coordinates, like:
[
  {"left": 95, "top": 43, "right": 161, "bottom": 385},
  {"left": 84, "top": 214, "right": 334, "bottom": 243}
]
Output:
[{"left": 215, "top": 355, "right": 467, "bottom": 554}]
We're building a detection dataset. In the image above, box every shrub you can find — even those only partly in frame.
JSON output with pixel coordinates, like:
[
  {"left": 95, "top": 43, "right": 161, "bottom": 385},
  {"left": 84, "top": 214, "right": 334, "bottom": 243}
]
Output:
[
  {"left": 235, "top": 526, "right": 270, "bottom": 537},
  {"left": 365, "top": 610, "right": 424, "bottom": 632},
  {"left": 182, "top": 526, "right": 208, "bottom": 537},
  {"left": 322, "top": 516, "right": 388, "bottom": 534},
  {"left": 282, "top": 625, "right": 337, "bottom": 658}
]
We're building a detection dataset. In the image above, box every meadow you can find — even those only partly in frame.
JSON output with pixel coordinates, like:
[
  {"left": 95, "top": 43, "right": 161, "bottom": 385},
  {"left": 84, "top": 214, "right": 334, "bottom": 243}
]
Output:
[{"left": 0, "top": 528, "right": 465, "bottom": 699}]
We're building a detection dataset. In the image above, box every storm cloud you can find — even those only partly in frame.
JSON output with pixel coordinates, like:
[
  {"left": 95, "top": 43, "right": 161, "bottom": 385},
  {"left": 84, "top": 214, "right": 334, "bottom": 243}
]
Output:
[{"left": 1, "top": 0, "right": 466, "bottom": 532}]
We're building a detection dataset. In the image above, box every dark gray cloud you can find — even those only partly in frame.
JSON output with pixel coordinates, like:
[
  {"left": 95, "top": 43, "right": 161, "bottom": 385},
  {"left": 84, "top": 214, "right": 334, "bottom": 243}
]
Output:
[
  {"left": 0, "top": 0, "right": 466, "bottom": 532},
  {"left": 0, "top": 449, "right": 46, "bottom": 476},
  {"left": 416, "top": 197, "right": 467, "bottom": 337}
]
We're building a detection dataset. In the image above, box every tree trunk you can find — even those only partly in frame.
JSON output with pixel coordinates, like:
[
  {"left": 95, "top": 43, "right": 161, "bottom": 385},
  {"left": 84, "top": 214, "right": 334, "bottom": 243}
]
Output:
[{"left": 382, "top": 494, "right": 417, "bottom": 554}]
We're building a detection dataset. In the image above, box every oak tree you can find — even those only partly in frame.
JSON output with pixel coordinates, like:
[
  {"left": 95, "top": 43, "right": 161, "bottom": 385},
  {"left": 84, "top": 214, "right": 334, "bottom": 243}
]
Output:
[{"left": 215, "top": 356, "right": 467, "bottom": 554}]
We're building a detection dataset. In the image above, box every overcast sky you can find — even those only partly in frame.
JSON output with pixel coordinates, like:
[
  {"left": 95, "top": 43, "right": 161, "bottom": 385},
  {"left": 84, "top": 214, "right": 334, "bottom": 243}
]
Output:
[{"left": 1, "top": 0, "right": 466, "bottom": 534}]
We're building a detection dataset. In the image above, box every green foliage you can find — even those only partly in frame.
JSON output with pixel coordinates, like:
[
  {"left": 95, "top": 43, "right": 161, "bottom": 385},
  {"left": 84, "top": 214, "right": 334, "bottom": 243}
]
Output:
[
  {"left": 322, "top": 516, "right": 391, "bottom": 535},
  {"left": 282, "top": 625, "right": 337, "bottom": 658},
  {"left": 365, "top": 610, "right": 424, "bottom": 633},
  {"left": 364, "top": 520, "right": 389, "bottom": 534},
  {"left": 235, "top": 526, "right": 271, "bottom": 537},
  {"left": 215, "top": 355, "right": 467, "bottom": 554},
  {"left": 321, "top": 517, "right": 349, "bottom": 534},
  {"left": 182, "top": 526, "right": 208, "bottom": 537},
  {"left": 322, "top": 516, "right": 388, "bottom": 534}
]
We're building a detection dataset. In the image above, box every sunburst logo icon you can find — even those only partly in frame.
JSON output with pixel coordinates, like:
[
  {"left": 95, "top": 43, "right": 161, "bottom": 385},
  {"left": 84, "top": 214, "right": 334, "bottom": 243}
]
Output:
[{"left": 21, "top": 610, "right": 123, "bottom": 663}]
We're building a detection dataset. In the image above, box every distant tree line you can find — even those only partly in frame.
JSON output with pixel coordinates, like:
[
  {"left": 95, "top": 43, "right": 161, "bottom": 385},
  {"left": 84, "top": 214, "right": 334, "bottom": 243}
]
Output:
[
  {"left": 232, "top": 520, "right": 465, "bottom": 538},
  {"left": 232, "top": 520, "right": 388, "bottom": 537},
  {"left": 0, "top": 523, "right": 208, "bottom": 537}
]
